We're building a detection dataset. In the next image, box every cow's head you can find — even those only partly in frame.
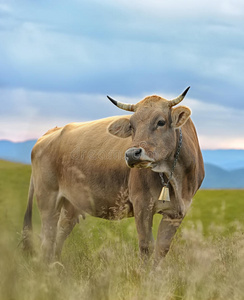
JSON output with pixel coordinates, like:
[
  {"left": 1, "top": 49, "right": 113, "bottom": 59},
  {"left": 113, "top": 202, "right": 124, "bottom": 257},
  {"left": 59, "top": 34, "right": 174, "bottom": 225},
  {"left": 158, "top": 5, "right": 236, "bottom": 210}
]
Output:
[{"left": 107, "top": 87, "right": 191, "bottom": 171}]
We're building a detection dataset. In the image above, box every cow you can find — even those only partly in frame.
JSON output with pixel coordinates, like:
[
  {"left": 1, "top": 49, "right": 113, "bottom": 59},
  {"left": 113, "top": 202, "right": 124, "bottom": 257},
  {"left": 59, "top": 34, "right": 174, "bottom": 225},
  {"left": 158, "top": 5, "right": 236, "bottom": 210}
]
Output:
[{"left": 22, "top": 87, "right": 204, "bottom": 264}]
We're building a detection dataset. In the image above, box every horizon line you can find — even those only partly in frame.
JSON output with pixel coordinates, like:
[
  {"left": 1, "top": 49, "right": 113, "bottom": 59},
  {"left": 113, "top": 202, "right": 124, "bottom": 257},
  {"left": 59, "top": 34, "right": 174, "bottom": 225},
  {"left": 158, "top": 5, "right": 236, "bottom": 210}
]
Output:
[{"left": 0, "top": 138, "right": 244, "bottom": 151}]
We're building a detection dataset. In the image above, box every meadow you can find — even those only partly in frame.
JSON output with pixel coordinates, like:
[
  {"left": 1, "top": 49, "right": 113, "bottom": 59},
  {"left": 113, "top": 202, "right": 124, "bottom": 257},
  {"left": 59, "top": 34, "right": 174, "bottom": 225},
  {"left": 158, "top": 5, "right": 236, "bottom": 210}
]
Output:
[{"left": 0, "top": 159, "right": 244, "bottom": 300}]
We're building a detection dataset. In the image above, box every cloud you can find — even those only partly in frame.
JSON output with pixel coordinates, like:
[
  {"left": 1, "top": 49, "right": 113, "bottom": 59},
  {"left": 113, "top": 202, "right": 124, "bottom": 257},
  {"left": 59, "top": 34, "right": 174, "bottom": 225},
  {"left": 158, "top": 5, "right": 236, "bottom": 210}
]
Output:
[
  {"left": 106, "top": 0, "right": 244, "bottom": 18},
  {"left": 0, "top": 0, "right": 244, "bottom": 148},
  {"left": 0, "top": 88, "right": 243, "bottom": 149},
  {"left": 183, "top": 97, "right": 244, "bottom": 149}
]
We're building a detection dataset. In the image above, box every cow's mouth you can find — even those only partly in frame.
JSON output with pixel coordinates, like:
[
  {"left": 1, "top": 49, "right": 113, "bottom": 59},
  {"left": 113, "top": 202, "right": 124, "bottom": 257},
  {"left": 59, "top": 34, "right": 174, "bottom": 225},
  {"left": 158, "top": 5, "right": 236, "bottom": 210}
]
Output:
[{"left": 126, "top": 160, "right": 154, "bottom": 169}]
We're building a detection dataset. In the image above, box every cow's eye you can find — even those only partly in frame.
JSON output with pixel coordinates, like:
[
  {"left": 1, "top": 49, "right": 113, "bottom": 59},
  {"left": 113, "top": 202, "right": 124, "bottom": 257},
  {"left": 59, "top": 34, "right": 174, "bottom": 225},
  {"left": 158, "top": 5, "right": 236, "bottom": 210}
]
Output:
[{"left": 157, "top": 120, "right": 166, "bottom": 127}]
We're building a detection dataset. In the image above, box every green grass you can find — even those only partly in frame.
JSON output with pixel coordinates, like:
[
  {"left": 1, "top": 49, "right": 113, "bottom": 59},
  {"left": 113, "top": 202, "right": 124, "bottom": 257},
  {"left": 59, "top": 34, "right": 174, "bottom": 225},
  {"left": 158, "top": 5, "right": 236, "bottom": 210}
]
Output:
[
  {"left": 1, "top": 159, "right": 244, "bottom": 300},
  {"left": 184, "top": 189, "right": 244, "bottom": 235}
]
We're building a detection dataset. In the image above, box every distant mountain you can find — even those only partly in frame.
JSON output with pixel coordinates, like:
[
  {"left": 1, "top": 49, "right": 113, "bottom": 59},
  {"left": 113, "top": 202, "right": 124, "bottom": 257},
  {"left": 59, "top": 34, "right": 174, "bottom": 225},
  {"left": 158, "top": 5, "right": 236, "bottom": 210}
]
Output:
[
  {"left": 0, "top": 140, "right": 36, "bottom": 164},
  {"left": 0, "top": 140, "right": 243, "bottom": 188},
  {"left": 201, "top": 163, "right": 244, "bottom": 189},
  {"left": 202, "top": 150, "right": 244, "bottom": 170}
]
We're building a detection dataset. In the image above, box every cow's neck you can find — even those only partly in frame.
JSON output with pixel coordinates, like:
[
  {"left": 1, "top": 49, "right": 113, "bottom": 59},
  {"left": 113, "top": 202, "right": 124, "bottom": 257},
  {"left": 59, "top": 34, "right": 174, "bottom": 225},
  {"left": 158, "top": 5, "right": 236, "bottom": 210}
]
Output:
[
  {"left": 152, "top": 128, "right": 182, "bottom": 173},
  {"left": 150, "top": 128, "right": 182, "bottom": 178},
  {"left": 160, "top": 128, "right": 182, "bottom": 185},
  {"left": 156, "top": 128, "right": 182, "bottom": 202}
]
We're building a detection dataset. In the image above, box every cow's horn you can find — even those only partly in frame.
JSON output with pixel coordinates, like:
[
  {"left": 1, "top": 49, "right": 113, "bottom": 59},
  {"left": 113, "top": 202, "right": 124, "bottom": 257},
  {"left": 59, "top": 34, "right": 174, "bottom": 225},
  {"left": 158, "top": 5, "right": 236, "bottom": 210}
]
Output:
[
  {"left": 107, "top": 96, "right": 135, "bottom": 112},
  {"left": 169, "top": 86, "right": 190, "bottom": 107}
]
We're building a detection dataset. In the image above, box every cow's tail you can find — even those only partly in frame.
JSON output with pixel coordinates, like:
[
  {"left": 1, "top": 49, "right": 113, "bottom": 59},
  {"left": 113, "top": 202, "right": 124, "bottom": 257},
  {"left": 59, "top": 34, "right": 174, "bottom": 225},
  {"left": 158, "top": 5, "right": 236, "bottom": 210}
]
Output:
[{"left": 22, "top": 174, "right": 35, "bottom": 254}]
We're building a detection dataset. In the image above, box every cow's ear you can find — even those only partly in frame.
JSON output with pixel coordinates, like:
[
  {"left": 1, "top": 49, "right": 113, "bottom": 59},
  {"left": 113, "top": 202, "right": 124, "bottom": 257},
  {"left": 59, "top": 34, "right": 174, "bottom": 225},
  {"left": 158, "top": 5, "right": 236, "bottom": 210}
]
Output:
[
  {"left": 171, "top": 106, "right": 191, "bottom": 128},
  {"left": 107, "top": 118, "right": 132, "bottom": 138}
]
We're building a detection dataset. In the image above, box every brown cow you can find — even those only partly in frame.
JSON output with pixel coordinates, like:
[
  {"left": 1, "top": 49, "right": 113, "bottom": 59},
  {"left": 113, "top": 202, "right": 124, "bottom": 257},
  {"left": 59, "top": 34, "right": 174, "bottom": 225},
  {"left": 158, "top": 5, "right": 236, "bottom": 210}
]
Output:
[{"left": 22, "top": 87, "right": 204, "bottom": 263}]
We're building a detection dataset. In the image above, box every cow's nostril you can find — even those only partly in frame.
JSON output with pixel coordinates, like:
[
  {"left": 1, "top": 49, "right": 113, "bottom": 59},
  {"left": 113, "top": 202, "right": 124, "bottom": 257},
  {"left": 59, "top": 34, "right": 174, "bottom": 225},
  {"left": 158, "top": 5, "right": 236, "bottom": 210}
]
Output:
[{"left": 134, "top": 148, "right": 142, "bottom": 157}]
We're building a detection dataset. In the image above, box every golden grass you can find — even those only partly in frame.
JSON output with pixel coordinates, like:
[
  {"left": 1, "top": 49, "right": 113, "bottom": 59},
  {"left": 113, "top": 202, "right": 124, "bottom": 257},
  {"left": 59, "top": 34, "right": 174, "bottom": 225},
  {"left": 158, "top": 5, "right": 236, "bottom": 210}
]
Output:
[{"left": 1, "top": 222, "right": 244, "bottom": 300}]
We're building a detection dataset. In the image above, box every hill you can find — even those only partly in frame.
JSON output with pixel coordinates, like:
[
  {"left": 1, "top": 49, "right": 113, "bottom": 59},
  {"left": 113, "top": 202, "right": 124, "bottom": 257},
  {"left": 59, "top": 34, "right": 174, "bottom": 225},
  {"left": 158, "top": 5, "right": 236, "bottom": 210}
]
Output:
[
  {"left": 0, "top": 140, "right": 36, "bottom": 164},
  {"left": 202, "top": 149, "right": 244, "bottom": 170},
  {"left": 202, "top": 163, "right": 244, "bottom": 189}
]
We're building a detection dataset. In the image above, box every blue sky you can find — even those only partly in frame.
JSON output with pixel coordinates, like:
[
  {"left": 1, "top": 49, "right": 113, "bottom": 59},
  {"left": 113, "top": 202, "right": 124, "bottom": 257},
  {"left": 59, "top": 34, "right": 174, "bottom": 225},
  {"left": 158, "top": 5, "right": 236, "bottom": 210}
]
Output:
[{"left": 0, "top": 0, "right": 244, "bottom": 149}]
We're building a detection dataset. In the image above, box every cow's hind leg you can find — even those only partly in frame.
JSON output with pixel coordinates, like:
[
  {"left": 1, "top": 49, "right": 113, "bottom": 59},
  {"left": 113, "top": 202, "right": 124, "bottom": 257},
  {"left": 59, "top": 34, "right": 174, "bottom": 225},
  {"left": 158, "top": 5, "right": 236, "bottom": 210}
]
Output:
[
  {"left": 37, "top": 191, "right": 60, "bottom": 263},
  {"left": 55, "top": 199, "right": 79, "bottom": 259}
]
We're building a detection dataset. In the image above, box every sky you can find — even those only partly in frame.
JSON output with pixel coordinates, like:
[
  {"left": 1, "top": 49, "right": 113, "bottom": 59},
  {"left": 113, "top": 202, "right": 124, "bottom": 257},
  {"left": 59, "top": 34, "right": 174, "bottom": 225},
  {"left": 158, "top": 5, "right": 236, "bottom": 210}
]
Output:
[{"left": 0, "top": 0, "right": 244, "bottom": 149}]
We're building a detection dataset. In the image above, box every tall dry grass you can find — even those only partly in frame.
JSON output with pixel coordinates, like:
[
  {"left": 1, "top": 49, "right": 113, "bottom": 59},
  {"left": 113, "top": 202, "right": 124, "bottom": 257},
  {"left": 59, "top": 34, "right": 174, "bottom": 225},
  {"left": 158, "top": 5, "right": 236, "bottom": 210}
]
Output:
[{"left": 1, "top": 219, "right": 244, "bottom": 300}]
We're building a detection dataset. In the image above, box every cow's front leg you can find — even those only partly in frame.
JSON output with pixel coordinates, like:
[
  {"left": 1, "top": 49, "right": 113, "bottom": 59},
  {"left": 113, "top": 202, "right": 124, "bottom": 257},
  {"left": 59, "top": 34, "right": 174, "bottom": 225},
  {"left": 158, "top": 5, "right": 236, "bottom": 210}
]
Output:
[
  {"left": 133, "top": 196, "right": 154, "bottom": 258},
  {"left": 155, "top": 216, "right": 182, "bottom": 263}
]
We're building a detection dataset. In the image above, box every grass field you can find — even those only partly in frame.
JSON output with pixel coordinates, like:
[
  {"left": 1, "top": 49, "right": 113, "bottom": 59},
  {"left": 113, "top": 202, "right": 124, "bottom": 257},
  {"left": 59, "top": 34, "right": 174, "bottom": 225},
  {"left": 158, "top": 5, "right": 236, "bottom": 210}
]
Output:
[{"left": 0, "top": 159, "right": 244, "bottom": 300}]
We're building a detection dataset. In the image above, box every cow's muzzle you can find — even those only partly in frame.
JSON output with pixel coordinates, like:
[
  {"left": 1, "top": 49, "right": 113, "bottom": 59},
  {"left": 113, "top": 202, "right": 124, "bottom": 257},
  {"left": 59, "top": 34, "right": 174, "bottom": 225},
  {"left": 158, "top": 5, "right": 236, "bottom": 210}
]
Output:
[{"left": 125, "top": 147, "right": 154, "bottom": 168}]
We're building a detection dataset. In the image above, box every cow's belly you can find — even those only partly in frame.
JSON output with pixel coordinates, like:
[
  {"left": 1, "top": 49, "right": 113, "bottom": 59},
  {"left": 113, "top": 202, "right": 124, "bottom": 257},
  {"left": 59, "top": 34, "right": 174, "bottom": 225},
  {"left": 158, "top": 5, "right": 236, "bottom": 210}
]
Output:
[
  {"left": 89, "top": 194, "right": 134, "bottom": 220},
  {"left": 58, "top": 162, "right": 132, "bottom": 220}
]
